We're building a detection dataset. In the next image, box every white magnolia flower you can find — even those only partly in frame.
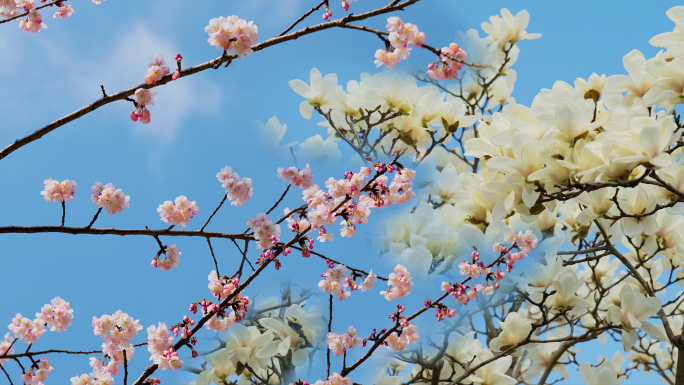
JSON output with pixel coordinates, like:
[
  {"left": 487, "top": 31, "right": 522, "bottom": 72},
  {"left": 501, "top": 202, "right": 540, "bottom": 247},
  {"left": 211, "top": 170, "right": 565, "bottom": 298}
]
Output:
[
  {"left": 578, "top": 360, "right": 622, "bottom": 385},
  {"left": 606, "top": 285, "right": 667, "bottom": 351}
]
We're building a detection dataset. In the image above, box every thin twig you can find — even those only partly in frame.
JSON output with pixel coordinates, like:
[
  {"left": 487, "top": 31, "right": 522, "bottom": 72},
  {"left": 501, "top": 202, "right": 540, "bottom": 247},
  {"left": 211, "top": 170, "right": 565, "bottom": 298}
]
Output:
[
  {"left": 85, "top": 207, "right": 102, "bottom": 229},
  {"left": 200, "top": 195, "right": 227, "bottom": 232}
]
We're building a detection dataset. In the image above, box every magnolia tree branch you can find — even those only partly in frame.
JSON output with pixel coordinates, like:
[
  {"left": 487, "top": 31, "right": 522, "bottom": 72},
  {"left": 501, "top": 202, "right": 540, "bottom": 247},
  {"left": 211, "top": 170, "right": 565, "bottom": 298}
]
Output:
[{"left": 0, "top": 0, "right": 421, "bottom": 162}]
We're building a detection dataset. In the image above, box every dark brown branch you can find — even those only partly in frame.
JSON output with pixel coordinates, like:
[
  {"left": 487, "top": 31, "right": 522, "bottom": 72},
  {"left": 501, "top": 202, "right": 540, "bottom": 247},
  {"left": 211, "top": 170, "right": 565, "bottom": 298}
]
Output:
[
  {"left": 0, "top": 226, "right": 252, "bottom": 240},
  {"left": 278, "top": 0, "right": 327, "bottom": 36},
  {"left": 85, "top": 207, "right": 102, "bottom": 229},
  {"left": 200, "top": 195, "right": 227, "bottom": 232},
  {"left": 0, "top": 0, "right": 65, "bottom": 24}
]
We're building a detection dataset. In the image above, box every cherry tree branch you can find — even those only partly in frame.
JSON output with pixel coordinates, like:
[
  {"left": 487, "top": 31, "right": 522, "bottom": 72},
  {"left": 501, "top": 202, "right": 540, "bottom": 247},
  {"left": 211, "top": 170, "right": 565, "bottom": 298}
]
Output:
[
  {"left": 0, "top": 226, "right": 252, "bottom": 241},
  {"left": 0, "top": 0, "right": 65, "bottom": 25},
  {"left": 0, "top": 0, "right": 421, "bottom": 162}
]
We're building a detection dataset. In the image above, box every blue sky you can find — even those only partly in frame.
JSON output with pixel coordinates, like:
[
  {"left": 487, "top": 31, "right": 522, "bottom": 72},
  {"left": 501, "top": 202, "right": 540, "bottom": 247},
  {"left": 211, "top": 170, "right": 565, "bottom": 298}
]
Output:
[{"left": 1, "top": 0, "right": 682, "bottom": 384}]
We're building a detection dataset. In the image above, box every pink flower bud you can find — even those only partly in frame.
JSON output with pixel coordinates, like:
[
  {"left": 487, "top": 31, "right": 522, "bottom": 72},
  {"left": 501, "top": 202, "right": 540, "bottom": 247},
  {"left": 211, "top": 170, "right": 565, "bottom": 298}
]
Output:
[
  {"left": 341, "top": 1, "right": 349, "bottom": 11},
  {"left": 172, "top": 70, "right": 180, "bottom": 80}
]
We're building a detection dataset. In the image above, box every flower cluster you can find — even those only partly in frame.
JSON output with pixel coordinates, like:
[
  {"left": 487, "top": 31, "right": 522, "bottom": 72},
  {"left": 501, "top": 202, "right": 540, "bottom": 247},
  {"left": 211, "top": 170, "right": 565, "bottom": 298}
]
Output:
[
  {"left": 217, "top": 166, "right": 253, "bottom": 206},
  {"left": 427, "top": 43, "right": 468, "bottom": 80},
  {"left": 247, "top": 213, "right": 281, "bottom": 250},
  {"left": 0, "top": 333, "right": 14, "bottom": 365},
  {"left": 130, "top": 88, "right": 158, "bottom": 124},
  {"left": 89, "top": 311, "right": 142, "bottom": 377},
  {"left": 53, "top": 5, "right": 74, "bottom": 19},
  {"left": 326, "top": 326, "right": 363, "bottom": 356},
  {"left": 205, "top": 15, "right": 258, "bottom": 58},
  {"left": 157, "top": 195, "right": 199, "bottom": 227},
  {"left": 385, "top": 321, "right": 419, "bottom": 352},
  {"left": 147, "top": 322, "right": 182, "bottom": 370},
  {"left": 8, "top": 313, "right": 44, "bottom": 344},
  {"left": 318, "top": 263, "right": 352, "bottom": 301},
  {"left": 17, "top": 2, "right": 46, "bottom": 33},
  {"left": 172, "top": 53, "right": 182, "bottom": 80},
  {"left": 313, "top": 373, "right": 353, "bottom": 385},
  {"left": 41, "top": 178, "right": 77, "bottom": 202},
  {"left": 380, "top": 264, "right": 413, "bottom": 301},
  {"left": 20, "top": 357, "right": 52, "bottom": 385},
  {"left": 145, "top": 54, "right": 171, "bottom": 85},
  {"left": 151, "top": 244, "right": 181, "bottom": 271},
  {"left": 91, "top": 182, "right": 130, "bottom": 215},
  {"left": 277, "top": 164, "right": 314, "bottom": 189},
  {"left": 289, "top": 163, "right": 415, "bottom": 245},
  {"left": 37, "top": 296, "right": 73, "bottom": 332},
  {"left": 196, "top": 271, "right": 251, "bottom": 332},
  {"left": 374, "top": 17, "right": 425, "bottom": 70}
]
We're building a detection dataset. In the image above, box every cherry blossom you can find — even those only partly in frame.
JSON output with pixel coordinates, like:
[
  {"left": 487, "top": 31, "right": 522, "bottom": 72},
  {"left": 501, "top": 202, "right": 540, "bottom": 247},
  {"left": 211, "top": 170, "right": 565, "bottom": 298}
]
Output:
[
  {"left": 205, "top": 15, "right": 258, "bottom": 58},
  {"left": 277, "top": 164, "right": 314, "bottom": 189},
  {"left": 20, "top": 357, "right": 52, "bottom": 385},
  {"left": 380, "top": 264, "right": 413, "bottom": 301},
  {"left": 217, "top": 166, "right": 253, "bottom": 206},
  {"left": 41, "top": 178, "right": 76, "bottom": 202},
  {"left": 374, "top": 17, "right": 425, "bottom": 70},
  {"left": 37, "top": 296, "right": 73, "bottom": 332},
  {"left": 91, "top": 182, "right": 130, "bottom": 215},
  {"left": 8, "top": 313, "right": 45, "bottom": 344},
  {"left": 157, "top": 195, "right": 200, "bottom": 227},
  {"left": 53, "top": 5, "right": 74, "bottom": 19}
]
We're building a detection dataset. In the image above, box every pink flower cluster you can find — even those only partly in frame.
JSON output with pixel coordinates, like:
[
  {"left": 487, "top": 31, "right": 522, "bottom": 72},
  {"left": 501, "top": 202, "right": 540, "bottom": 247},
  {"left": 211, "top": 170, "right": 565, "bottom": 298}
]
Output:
[
  {"left": 0, "top": 0, "right": 21, "bottom": 19},
  {"left": 326, "top": 326, "right": 363, "bottom": 356},
  {"left": 374, "top": 16, "right": 426, "bottom": 70},
  {"left": 385, "top": 321, "right": 418, "bottom": 352},
  {"left": 380, "top": 264, "right": 413, "bottom": 301},
  {"left": 38, "top": 296, "right": 73, "bottom": 332},
  {"left": 41, "top": 178, "right": 77, "bottom": 202},
  {"left": 145, "top": 54, "right": 171, "bottom": 85},
  {"left": 459, "top": 259, "right": 491, "bottom": 279},
  {"left": 17, "top": 2, "right": 46, "bottom": 33},
  {"left": 319, "top": 262, "right": 377, "bottom": 301},
  {"left": 427, "top": 43, "right": 468, "bottom": 81},
  {"left": 172, "top": 53, "right": 182, "bottom": 80},
  {"left": 200, "top": 271, "right": 250, "bottom": 332},
  {"left": 0, "top": 333, "right": 14, "bottom": 365},
  {"left": 277, "top": 164, "right": 314, "bottom": 189},
  {"left": 292, "top": 163, "right": 415, "bottom": 242},
  {"left": 90, "top": 311, "right": 142, "bottom": 377},
  {"left": 217, "top": 166, "right": 253, "bottom": 206},
  {"left": 157, "top": 196, "right": 200, "bottom": 227},
  {"left": 205, "top": 15, "right": 258, "bottom": 58},
  {"left": 341, "top": 0, "right": 356, "bottom": 11},
  {"left": 147, "top": 323, "right": 182, "bottom": 371},
  {"left": 247, "top": 213, "right": 281, "bottom": 250},
  {"left": 9, "top": 313, "right": 45, "bottom": 344},
  {"left": 151, "top": 244, "right": 181, "bottom": 271},
  {"left": 20, "top": 357, "right": 52, "bottom": 385},
  {"left": 313, "top": 373, "right": 353, "bottom": 385},
  {"left": 91, "top": 182, "right": 130, "bottom": 215},
  {"left": 130, "top": 88, "right": 158, "bottom": 124},
  {"left": 319, "top": 263, "right": 352, "bottom": 301},
  {"left": 53, "top": 5, "right": 74, "bottom": 19},
  {"left": 322, "top": 5, "right": 332, "bottom": 20}
]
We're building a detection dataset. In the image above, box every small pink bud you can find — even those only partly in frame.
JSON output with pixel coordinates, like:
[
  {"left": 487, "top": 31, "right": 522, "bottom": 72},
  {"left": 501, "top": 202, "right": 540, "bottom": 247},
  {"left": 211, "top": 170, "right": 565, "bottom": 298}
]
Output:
[
  {"left": 341, "top": 1, "right": 349, "bottom": 11},
  {"left": 172, "top": 70, "right": 180, "bottom": 80}
]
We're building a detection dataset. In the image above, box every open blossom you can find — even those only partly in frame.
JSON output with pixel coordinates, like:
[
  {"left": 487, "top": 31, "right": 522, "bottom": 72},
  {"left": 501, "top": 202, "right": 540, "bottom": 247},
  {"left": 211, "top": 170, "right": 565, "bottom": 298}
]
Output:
[
  {"left": 18, "top": 8, "right": 47, "bottom": 33},
  {"left": 145, "top": 54, "right": 171, "bottom": 84},
  {"left": 133, "top": 88, "right": 158, "bottom": 106},
  {"left": 358, "top": 270, "right": 376, "bottom": 292},
  {"left": 8, "top": 313, "right": 45, "bottom": 344},
  {"left": 20, "top": 357, "right": 52, "bottom": 385},
  {"left": 217, "top": 166, "right": 253, "bottom": 206},
  {"left": 41, "top": 179, "right": 77, "bottom": 202},
  {"left": 374, "top": 16, "right": 425, "bottom": 69},
  {"left": 385, "top": 323, "right": 419, "bottom": 352},
  {"left": 205, "top": 15, "right": 258, "bottom": 58},
  {"left": 427, "top": 43, "right": 467, "bottom": 80},
  {"left": 327, "top": 326, "right": 363, "bottom": 356},
  {"left": 277, "top": 164, "right": 314, "bottom": 189},
  {"left": 153, "top": 244, "right": 181, "bottom": 271},
  {"left": 53, "top": 5, "right": 74, "bottom": 19},
  {"left": 0, "top": 332, "right": 14, "bottom": 365},
  {"left": 147, "top": 322, "right": 182, "bottom": 370},
  {"left": 380, "top": 265, "right": 413, "bottom": 301},
  {"left": 0, "top": 0, "right": 21, "bottom": 19},
  {"left": 91, "top": 182, "right": 130, "bottom": 215},
  {"left": 319, "top": 264, "right": 353, "bottom": 300},
  {"left": 37, "top": 297, "right": 73, "bottom": 332},
  {"left": 247, "top": 213, "right": 281, "bottom": 250},
  {"left": 157, "top": 196, "right": 199, "bottom": 227},
  {"left": 480, "top": 8, "right": 541, "bottom": 48}
]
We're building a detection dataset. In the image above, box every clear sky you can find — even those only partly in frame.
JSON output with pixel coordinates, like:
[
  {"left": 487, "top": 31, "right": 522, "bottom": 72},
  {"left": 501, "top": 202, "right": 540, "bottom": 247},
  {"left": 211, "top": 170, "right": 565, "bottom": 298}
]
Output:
[{"left": 1, "top": 0, "right": 682, "bottom": 384}]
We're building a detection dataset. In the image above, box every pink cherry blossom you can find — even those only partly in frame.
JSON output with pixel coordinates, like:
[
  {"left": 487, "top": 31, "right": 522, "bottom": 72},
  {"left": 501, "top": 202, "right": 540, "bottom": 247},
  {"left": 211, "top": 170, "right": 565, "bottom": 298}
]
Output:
[
  {"left": 277, "top": 164, "right": 314, "bottom": 189},
  {"left": 18, "top": 8, "right": 47, "bottom": 33},
  {"left": 41, "top": 179, "right": 77, "bottom": 202},
  {"left": 205, "top": 15, "right": 258, "bottom": 58},
  {"left": 217, "top": 166, "right": 254, "bottom": 206},
  {"left": 91, "top": 182, "right": 131, "bottom": 215},
  {"left": 53, "top": 5, "right": 74, "bottom": 19},
  {"left": 380, "top": 264, "right": 413, "bottom": 301},
  {"left": 37, "top": 296, "right": 73, "bottom": 332},
  {"left": 0, "top": 332, "right": 15, "bottom": 366},
  {"left": 154, "top": 244, "right": 181, "bottom": 271},
  {"left": 8, "top": 313, "right": 45, "bottom": 344},
  {"left": 157, "top": 196, "right": 200, "bottom": 227},
  {"left": 374, "top": 17, "right": 425, "bottom": 69},
  {"left": 133, "top": 88, "right": 158, "bottom": 107}
]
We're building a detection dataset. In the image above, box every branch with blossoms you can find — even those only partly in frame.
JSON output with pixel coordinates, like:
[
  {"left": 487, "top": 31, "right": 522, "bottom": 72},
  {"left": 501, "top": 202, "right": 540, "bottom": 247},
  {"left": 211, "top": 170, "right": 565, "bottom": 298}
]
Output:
[{"left": 0, "top": 0, "right": 425, "bottom": 162}]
